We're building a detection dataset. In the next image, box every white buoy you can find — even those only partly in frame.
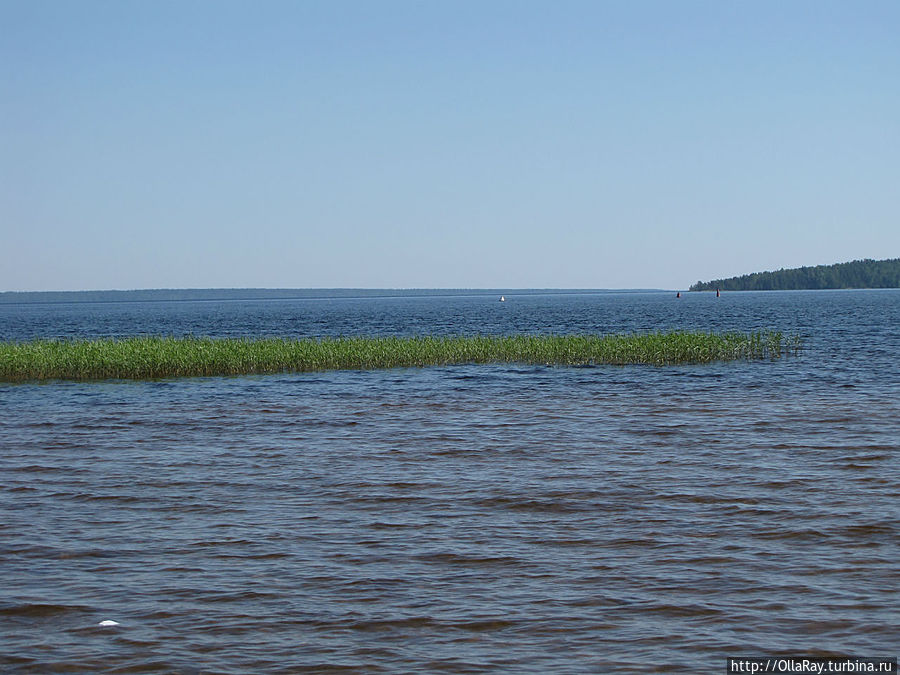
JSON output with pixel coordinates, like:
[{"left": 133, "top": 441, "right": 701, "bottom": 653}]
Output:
[{"left": 98, "top": 620, "right": 120, "bottom": 627}]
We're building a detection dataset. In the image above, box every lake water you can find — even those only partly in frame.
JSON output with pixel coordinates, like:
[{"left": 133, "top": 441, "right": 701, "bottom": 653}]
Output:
[{"left": 1, "top": 290, "right": 898, "bottom": 673}]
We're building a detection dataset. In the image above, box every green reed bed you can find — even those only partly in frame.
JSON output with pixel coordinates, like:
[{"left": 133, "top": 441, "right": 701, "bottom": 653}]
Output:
[{"left": 0, "top": 331, "right": 796, "bottom": 382}]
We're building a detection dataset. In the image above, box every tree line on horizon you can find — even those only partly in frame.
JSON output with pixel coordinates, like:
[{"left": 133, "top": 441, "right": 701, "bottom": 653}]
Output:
[{"left": 690, "top": 258, "right": 900, "bottom": 292}]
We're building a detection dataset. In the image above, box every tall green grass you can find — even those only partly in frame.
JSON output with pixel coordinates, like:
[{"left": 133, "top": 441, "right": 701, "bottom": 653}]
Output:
[{"left": 0, "top": 331, "right": 796, "bottom": 382}]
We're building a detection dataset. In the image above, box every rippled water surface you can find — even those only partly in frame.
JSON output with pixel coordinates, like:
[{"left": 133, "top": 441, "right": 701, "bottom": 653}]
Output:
[{"left": 1, "top": 291, "right": 898, "bottom": 673}]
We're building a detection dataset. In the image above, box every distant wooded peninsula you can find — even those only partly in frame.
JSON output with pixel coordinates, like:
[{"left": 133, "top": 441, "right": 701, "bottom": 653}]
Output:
[{"left": 690, "top": 258, "right": 900, "bottom": 291}]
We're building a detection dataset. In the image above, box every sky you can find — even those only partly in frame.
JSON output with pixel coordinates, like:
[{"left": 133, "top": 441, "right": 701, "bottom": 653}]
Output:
[{"left": 1, "top": 0, "right": 898, "bottom": 291}]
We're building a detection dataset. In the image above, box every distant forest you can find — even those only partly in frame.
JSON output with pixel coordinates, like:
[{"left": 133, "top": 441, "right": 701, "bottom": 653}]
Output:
[
  {"left": 690, "top": 258, "right": 900, "bottom": 291},
  {"left": 0, "top": 288, "right": 633, "bottom": 304},
  {"left": 0, "top": 288, "right": 481, "bottom": 304}
]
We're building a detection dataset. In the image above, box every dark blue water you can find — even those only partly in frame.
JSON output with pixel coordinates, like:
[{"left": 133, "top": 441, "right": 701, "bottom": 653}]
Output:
[{"left": 1, "top": 290, "right": 897, "bottom": 673}]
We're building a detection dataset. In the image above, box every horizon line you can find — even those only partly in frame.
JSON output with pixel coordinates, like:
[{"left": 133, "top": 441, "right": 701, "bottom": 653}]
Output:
[{"left": 1, "top": 286, "right": 672, "bottom": 294}]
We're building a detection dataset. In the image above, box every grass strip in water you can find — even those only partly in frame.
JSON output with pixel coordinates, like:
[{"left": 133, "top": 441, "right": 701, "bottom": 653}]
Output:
[{"left": 0, "top": 331, "right": 797, "bottom": 382}]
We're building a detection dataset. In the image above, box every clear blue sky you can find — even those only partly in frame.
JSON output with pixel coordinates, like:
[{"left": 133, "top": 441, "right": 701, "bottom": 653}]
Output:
[{"left": 2, "top": 0, "right": 898, "bottom": 291}]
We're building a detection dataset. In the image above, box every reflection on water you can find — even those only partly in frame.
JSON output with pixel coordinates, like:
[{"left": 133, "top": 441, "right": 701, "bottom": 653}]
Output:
[{"left": 1, "top": 291, "right": 898, "bottom": 672}]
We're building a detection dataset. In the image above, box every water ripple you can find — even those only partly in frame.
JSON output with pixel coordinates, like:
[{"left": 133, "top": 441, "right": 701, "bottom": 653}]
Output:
[{"left": 1, "top": 291, "right": 898, "bottom": 672}]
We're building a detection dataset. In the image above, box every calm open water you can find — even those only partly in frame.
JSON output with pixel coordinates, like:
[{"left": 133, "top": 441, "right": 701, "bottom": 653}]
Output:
[{"left": 1, "top": 290, "right": 898, "bottom": 673}]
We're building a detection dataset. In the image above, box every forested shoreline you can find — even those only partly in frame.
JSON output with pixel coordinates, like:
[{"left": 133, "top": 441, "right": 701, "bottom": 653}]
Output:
[{"left": 690, "top": 258, "right": 900, "bottom": 291}]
